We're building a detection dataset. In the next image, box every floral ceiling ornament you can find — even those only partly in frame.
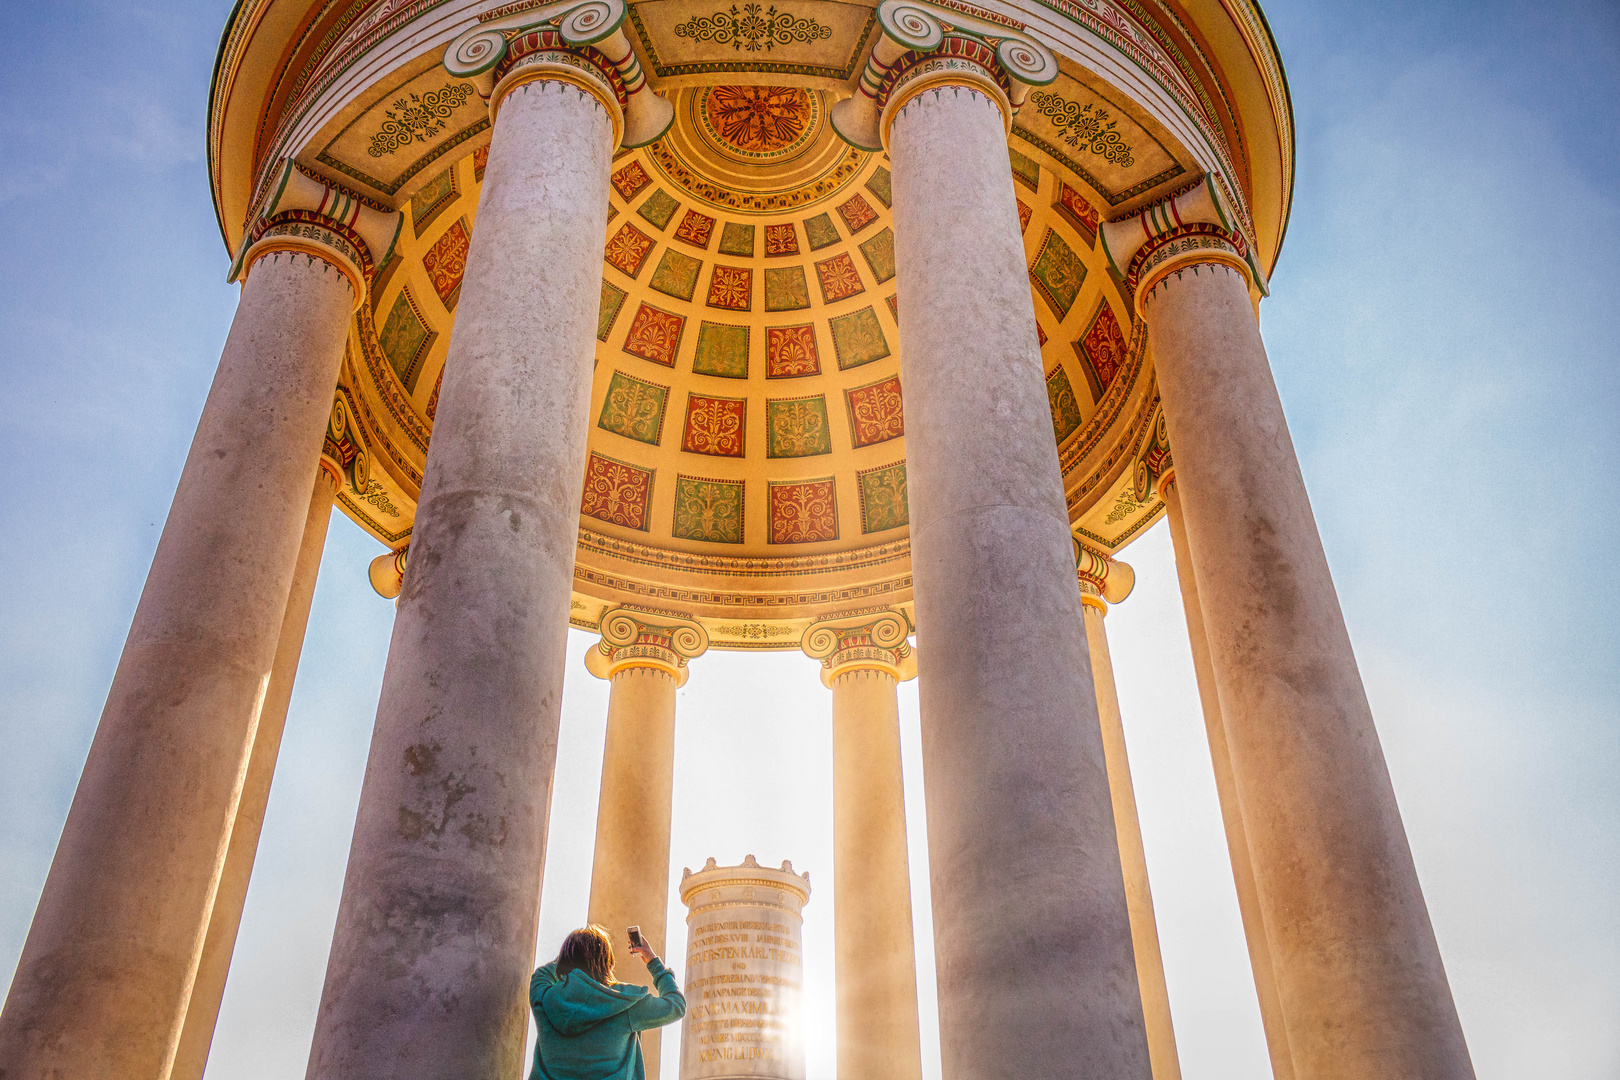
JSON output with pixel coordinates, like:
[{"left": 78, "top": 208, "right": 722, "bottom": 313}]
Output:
[
  {"left": 674, "top": 3, "right": 832, "bottom": 53},
  {"left": 704, "top": 86, "right": 814, "bottom": 152},
  {"left": 369, "top": 83, "right": 475, "bottom": 157},
  {"left": 1028, "top": 92, "right": 1135, "bottom": 168}
]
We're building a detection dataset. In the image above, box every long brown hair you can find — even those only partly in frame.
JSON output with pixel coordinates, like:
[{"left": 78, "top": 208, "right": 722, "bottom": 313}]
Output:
[{"left": 556, "top": 925, "right": 616, "bottom": 986}]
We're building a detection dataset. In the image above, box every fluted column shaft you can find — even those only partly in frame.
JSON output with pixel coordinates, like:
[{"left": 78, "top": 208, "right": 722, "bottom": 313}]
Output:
[
  {"left": 888, "top": 83, "right": 1150, "bottom": 1080},
  {"left": 1147, "top": 261, "right": 1473, "bottom": 1078},
  {"left": 1160, "top": 475, "right": 1294, "bottom": 1080},
  {"left": 304, "top": 78, "right": 614, "bottom": 1080},
  {"left": 586, "top": 616, "right": 699, "bottom": 1080},
  {"left": 829, "top": 667, "right": 924, "bottom": 1080},
  {"left": 1080, "top": 591, "right": 1181, "bottom": 1080},
  {"left": 0, "top": 249, "right": 355, "bottom": 1080},
  {"left": 171, "top": 469, "right": 340, "bottom": 1080}
]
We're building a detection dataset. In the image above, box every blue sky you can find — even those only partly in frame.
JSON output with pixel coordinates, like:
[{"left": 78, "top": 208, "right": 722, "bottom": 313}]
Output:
[{"left": 0, "top": 1, "right": 1615, "bottom": 1077}]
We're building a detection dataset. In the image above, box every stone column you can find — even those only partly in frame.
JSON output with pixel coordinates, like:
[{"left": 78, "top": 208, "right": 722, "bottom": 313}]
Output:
[
  {"left": 1155, "top": 465, "right": 1294, "bottom": 1080},
  {"left": 303, "top": 9, "right": 641, "bottom": 1077},
  {"left": 1075, "top": 550, "right": 1181, "bottom": 1080},
  {"left": 0, "top": 176, "right": 389, "bottom": 1080},
  {"left": 800, "top": 610, "right": 923, "bottom": 1080},
  {"left": 584, "top": 608, "right": 708, "bottom": 1080},
  {"left": 1103, "top": 184, "right": 1474, "bottom": 1077},
  {"left": 871, "top": 3, "right": 1153, "bottom": 1076},
  {"left": 170, "top": 462, "right": 341, "bottom": 1080}
]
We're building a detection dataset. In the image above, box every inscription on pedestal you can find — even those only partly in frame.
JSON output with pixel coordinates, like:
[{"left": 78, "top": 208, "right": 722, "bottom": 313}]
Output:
[{"left": 678, "top": 856, "right": 812, "bottom": 1080}]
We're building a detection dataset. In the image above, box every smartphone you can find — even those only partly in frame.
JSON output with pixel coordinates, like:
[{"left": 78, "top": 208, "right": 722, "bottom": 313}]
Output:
[{"left": 627, "top": 925, "right": 646, "bottom": 949}]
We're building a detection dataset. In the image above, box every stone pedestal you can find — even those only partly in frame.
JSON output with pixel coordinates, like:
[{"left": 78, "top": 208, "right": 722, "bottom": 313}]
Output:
[
  {"left": 801, "top": 611, "right": 923, "bottom": 1080},
  {"left": 1133, "top": 221, "right": 1473, "bottom": 1077},
  {"left": 0, "top": 241, "right": 358, "bottom": 1080},
  {"left": 887, "top": 72, "right": 1151, "bottom": 1080},
  {"left": 1076, "top": 552, "right": 1181, "bottom": 1080},
  {"left": 585, "top": 609, "right": 708, "bottom": 1080},
  {"left": 677, "top": 858, "right": 812, "bottom": 1079},
  {"left": 303, "top": 69, "right": 617, "bottom": 1080},
  {"left": 171, "top": 467, "right": 340, "bottom": 1080},
  {"left": 1159, "top": 472, "right": 1294, "bottom": 1080}
]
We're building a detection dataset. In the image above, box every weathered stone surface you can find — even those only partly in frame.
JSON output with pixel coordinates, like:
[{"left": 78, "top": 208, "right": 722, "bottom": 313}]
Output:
[
  {"left": 304, "top": 80, "right": 613, "bottom": 1080},
  {"left": 0, "top": 252, "right": 352, "bottom": 1080},
  {"left": 1161, "top": 478, "right": 1295, "bottom": 1080},
  {"left": 888, "top": 83, "right": 1151, "bottom": 1080},
  {"left": 173, "top": 475, "right": 338, "bottom": 1080},
  {"left": 1149, "top": 262, "right": 1474, "bottom": 1079}
]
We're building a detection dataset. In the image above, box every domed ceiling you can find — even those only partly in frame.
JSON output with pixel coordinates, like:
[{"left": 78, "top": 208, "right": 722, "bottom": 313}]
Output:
[
  {"left": 209, "top": 0, "right": 1295, "bottom": 648},
  {"left": 320, "top": 74, "right": 1172, "bottom": 646}
]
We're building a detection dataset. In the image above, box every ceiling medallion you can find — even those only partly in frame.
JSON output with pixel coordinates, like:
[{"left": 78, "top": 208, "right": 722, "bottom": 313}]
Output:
[{"left": 698, "top": 86, "right": 821, "bottom": 161}]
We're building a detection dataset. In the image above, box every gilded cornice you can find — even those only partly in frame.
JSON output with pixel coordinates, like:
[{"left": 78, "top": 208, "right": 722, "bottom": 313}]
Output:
[
  {"left": 1123, "top": 0, "right": 1248, "bottom": 199},
  {"left": 209, "top": 0, "right": 267, "bottom": 236},
  {"left": 570, "top": 562, "right": 913, "bottom": 619},
  {"left": 1020, "top": 0, "right": 1252, "bottom": 241},
  {"left": 577, "top": 530, "right": 913, "bottom": 579},
  {"left": 210, "top": 0, "right": 1293, "bottom": 263},
  {"left": 1215, "top": 0, "right": 1291, "bottom": 201}
]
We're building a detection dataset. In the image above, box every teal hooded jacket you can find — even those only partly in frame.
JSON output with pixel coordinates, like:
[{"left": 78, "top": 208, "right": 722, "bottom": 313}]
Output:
[{"left": 528, "top": 958, "right": 686, "bottom": 1080}]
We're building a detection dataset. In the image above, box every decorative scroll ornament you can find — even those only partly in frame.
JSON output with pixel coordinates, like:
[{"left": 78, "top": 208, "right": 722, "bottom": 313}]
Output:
[
  {"left": 323, "top": 395, "right": 370, "bottom": 495},
  {"left": 368, "top": 83, "right": 476, "bottom": 156},
  {"left": 829, "top": 0, "right": 1057, "bottom": 152},
  {"left": 227, "top": 160, "right": 403, "bottom": 308},
  {"left": 585, "top": 606, "right": 710, "bottom": 684},
  {"left": 443, "top": 0, "right": 674, "bottom": 149},
  {"left": 1026, "top": 92, "right": 1134, "bottom": 166},
  {"left": 800, "top": 608, "right": 916, "bottom": 685},
  {"left": 1073, "top": 542, "right": 1135, "bottom": 608},
  {"left": 673, "top": 4, "right": 832, "bottom": 53},
  {"left": 1098, "top": 175, "right": 1269, "bottom": 305},
  {"left": 1132, "top": 403, "right": 1172, "bottom": 504}
]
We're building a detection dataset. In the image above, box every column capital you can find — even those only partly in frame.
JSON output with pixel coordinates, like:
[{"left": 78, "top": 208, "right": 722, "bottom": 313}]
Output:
[
  {"left": 801, "top": 608, "right": 916, "bottom": 686},
  {"left": 830, "top": 0, "right": 1057, "bottom": 152},
  {"left": 316, "top": 458, "right": 344, "bottom": 497},
  {"left": 229, "top": 161, "right": 403, "bottom": 309},
  {"left": 1099, "top": 176, "right": 1267, "bottom": 309},
  {"left": 585, "top": 606, "right": 708, "bottom": 684},
  {"left": 445, "top": 0, "right": 673, "bottom": 150},
  {"left": 369, "top": 545, "right": 409, "bottom": 600},
  {"left": 321, "top": 395, "right": 367, "bottom": 500},
  {"left": 1131, "top": 403, "right": 1174, "bottom": 504},
  {"left": 324, "top": 391, "right": 410, "bottom": 601},
  {"left": 1074, "top": 542, "right": 1134, "bottom": 613}
]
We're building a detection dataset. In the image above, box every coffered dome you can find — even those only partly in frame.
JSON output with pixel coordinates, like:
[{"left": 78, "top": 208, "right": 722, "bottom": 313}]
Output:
[{"left": 207, "top": 0, "right": 1294, "bottom": 647}]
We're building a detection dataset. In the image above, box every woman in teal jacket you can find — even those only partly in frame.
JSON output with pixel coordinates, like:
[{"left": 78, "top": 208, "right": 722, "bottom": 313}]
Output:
[{"left": 528, "top": 925, "right": 686, "bottom": 1080}]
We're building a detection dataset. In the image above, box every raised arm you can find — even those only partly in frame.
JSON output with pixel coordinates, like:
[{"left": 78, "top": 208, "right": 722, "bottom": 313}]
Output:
[{"left": 626, "top": 954, "right": 686, "bottom": 1031}]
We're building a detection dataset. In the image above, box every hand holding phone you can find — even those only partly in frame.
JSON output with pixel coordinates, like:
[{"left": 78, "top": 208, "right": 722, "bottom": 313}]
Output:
[{"left": 627, "top": 926, "right": 646, "bottom": 950}]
